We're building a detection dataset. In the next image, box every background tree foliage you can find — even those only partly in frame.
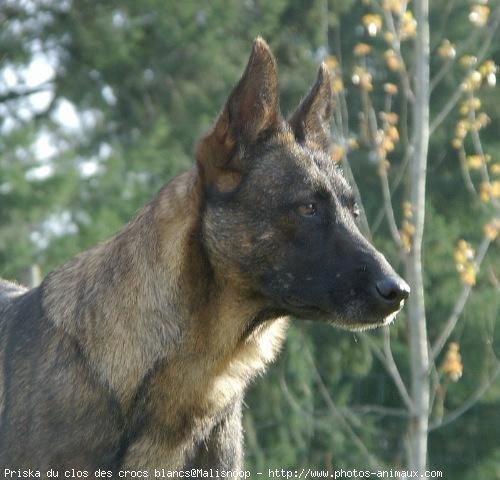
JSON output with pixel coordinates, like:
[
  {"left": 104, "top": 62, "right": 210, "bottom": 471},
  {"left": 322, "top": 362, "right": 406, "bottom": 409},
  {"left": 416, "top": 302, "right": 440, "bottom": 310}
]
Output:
[{"left": 0, "top": 0, "right": 498, "bottom": 478}]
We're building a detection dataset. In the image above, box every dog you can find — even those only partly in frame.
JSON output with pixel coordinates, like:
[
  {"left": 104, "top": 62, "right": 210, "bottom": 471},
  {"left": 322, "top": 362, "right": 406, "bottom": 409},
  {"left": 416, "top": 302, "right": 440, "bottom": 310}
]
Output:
[{"left": 0, "top": 38, "right": 409, "bottom": 475}]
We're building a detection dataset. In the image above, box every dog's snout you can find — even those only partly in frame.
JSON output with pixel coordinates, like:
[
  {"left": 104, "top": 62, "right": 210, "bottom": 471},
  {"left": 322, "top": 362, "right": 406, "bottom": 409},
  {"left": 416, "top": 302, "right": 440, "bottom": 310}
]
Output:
[{"left": 374, "top": 276, "right": 410, "bottom": 307}]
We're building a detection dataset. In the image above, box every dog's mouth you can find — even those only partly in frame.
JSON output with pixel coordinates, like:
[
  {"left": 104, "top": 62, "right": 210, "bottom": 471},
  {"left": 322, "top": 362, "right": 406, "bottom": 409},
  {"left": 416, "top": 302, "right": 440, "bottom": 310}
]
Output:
[
  {"left": 338, "top": 301, "right": 405, "bottom": 332},
  {"left": 281, "top": 296, "right": 329, "bottom": 317},
  {"left": 281, "top": 295, "right": 405, "bottom": 330}
]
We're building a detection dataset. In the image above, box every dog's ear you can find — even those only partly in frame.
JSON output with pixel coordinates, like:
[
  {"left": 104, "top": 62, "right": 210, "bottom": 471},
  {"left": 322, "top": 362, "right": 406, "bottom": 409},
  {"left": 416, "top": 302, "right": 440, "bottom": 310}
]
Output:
[
  {"left": 197, "top": 37, "right": 280, "bottom": 189},
  {"left": 289, "top": 63, "right": 333, "bottom": 152}
]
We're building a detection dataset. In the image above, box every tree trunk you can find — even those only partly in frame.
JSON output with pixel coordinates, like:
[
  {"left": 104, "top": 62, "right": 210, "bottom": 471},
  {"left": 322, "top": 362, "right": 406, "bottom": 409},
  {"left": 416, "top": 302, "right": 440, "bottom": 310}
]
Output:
[{"left": 407, "top": 0, "right": 430, "bottom": 474}]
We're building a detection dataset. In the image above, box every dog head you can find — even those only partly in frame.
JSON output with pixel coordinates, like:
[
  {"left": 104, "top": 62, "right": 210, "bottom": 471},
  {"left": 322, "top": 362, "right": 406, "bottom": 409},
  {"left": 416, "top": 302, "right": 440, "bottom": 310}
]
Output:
[{"left": 196, "top": 38, "right": 409, "bottom": 331}]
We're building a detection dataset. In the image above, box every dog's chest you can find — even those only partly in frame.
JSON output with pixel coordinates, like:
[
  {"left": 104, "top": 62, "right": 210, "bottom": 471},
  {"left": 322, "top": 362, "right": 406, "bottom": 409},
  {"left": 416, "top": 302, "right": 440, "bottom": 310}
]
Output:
[
  {"left": 154, "top": 317, "right": 286, "bottom": 418},
  {"left": 123, "top": 318, "right": 287, "bottom": 469},
  {"left": 205, "top": 318, "right": 287, "bottom": 407}
]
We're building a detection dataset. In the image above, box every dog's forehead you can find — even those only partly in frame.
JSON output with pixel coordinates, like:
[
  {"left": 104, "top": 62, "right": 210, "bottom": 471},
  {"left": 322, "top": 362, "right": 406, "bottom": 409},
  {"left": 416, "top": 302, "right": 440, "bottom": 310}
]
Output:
[{"left": 249, "top": 135, "right": 351, "bottom": 196}]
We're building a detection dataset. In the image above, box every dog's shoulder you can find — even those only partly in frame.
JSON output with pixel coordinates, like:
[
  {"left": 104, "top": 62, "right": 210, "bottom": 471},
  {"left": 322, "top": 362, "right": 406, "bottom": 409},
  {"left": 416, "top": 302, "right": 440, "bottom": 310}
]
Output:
[
  {"left": 0, "top": 280, "right": 32, "bottom": 437},
  {"left": 0, "top": 278, "right": 28, "bottom": 315}
]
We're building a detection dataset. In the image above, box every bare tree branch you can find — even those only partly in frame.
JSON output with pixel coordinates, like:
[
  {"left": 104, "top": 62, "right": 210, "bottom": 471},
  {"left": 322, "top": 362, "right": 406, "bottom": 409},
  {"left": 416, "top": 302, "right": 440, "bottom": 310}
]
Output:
[
  {"left": 303, "top": 345, "right": 381, "bottom": 469},
  {"left": 279, "top": 369, "right": 316, "bottom": 417},
  {"left": 428, "top": 361, "right": 500, "bottom": 431},
  {"left": 374, "top": 4, "right": 415, "bottom": 102},
  {"left": 466, "top": 93, "right": 500, "bottom": 210},
  {"left": 280, "top": 368, "right": 409, "bottom": 430},
  {"left": 280, "top": 368, "right": 408, "bottom": 423},
  {"left": 432, "top": 0, "right": 457, "bottom": 51},
  {"left": 362, "top": 331, "right": 416, "bottom": 413},
  {"left": 430, "top": 18, "right": 483, "bottom": 93},
  {"left": 0, "top": 83, "right": 54, "bottom": 104},
  {"left": 430, "top": 6, "right": 500, "bottom": 135},
  {"left": 350, "top": 405, "right": 409, "bottom": 417},
  {"left": 407, "top": 0, "right": 431, "bottom": 472},
  {"left": 371, "top": 149, "right": 410, "bottom": 235},
  {"left": 359, "top": 88, "right": 402, "bottom": 245},
  {"left": 379, "top": 165, "right": 403, "bottom": 246},
  {"left": 430, "top": 57, "right": 455, "bottom": 93},
  {"left": 382, "top": 326, "right": 413, "bottom": 404},
  {"left": 457, "top": 145, "right": 478, "bottom": 195},
  {"left": 429, "top": 87, "right": 464, "bottom": 136},
  {"left": 429, "top": 236, "right": 492, "bottom": 366},
  {"left": 427, "top": 363, "right": 444, "bottom": 420}
]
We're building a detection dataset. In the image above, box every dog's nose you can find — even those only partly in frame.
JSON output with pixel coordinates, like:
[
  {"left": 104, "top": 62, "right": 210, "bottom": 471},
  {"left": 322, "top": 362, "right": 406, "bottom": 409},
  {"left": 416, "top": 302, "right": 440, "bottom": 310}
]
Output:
[{"left": 374, "top": 276, "right": 410, "bottom": 307}]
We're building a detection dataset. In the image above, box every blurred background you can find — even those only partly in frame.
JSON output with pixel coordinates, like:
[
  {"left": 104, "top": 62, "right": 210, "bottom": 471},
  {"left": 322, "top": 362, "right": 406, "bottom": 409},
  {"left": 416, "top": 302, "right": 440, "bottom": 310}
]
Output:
[{"left": 0, "top": 1, "right": 499, "bottom": 478}]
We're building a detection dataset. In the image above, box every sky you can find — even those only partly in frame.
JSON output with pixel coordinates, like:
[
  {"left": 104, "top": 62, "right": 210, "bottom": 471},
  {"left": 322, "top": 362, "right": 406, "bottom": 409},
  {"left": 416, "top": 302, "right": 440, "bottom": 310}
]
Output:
[
  {"left": 0, "top": 49, "right": 101, "bottom": 246},
  {"left": 0, "top": 51, "right": 101, "bottom": 178}
]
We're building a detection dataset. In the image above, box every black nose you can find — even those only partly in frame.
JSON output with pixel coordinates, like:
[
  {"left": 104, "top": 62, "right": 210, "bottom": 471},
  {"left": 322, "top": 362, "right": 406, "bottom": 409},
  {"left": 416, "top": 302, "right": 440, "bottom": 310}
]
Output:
[{"left": 375, "top": 277, "right": 410, "bottom": 307}]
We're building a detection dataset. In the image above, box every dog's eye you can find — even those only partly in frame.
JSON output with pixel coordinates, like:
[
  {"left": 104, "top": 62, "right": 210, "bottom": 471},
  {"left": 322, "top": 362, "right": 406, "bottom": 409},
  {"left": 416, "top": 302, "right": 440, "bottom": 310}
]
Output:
[
  {"left": 352, "top": 203, "right": 360, "bottom": 218},
  {"left": 297, "top": 203, "right": 317, "bottom": 216}
]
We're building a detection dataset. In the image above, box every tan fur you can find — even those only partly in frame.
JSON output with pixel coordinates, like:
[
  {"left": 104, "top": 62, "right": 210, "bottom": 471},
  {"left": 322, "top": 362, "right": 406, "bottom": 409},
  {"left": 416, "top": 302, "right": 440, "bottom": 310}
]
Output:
[
  {"left": 41, "top": 166, "right": 287, "bottom": 469},
  {"left": 0, "top": 279, "right": 27, "bottom": 427},
  {"left": 1, "top": 38, "right": 408, "bottom": 471}
]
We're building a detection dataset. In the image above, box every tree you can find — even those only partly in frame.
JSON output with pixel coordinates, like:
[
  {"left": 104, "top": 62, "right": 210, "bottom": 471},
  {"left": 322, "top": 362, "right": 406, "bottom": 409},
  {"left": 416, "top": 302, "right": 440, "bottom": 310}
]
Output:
[{"left": 316, "top": 0, "right": 499, "bottom": 475}]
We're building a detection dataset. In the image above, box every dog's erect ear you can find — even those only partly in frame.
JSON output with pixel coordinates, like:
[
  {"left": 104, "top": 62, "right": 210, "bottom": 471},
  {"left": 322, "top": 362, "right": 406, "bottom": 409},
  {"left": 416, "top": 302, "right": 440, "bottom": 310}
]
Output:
[
  {"left": 225, "top": 37, "right": 280, "bottom": 144},
  {"left": 289, "top": 63, "right": 333, "bottom": 152},
  {"left": 197, "top": 38, "right": 280, "bottom": 189}
]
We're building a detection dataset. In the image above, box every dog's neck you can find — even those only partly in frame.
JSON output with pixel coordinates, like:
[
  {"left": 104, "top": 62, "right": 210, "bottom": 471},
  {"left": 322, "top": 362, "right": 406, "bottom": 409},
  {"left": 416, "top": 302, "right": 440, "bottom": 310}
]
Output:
[{"left": 42, "top": 168, "right": 287, "bottom": 408}]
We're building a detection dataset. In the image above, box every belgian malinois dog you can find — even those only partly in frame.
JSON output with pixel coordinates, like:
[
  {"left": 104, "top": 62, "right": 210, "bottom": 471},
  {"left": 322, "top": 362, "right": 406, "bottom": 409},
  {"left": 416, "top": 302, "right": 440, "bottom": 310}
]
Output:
[{"left": 0, "top": 39, "right": 409, "bottom": 475}]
